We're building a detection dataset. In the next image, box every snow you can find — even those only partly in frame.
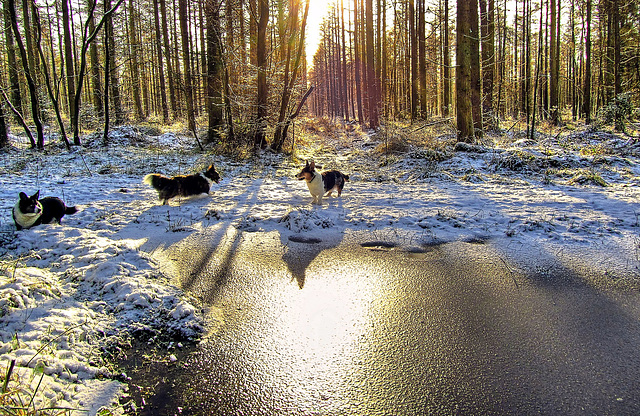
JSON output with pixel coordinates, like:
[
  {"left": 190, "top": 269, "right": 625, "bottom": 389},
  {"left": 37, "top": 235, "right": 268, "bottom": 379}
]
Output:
[{"left": 1, "top": 122, "right": 640, "bottom": 414}]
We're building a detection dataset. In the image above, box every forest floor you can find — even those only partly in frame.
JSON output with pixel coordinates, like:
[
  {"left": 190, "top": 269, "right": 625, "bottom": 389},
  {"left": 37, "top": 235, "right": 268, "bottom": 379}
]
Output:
[{"left": 1, "top": 117, "right": 640, "bottom": 414}]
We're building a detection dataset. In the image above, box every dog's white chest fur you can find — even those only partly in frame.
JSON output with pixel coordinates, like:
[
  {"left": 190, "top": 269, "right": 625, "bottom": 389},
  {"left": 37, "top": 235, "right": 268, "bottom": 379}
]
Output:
[
  {"left": 13, "top": 201, "right": 42, "bottom": 228},
  {"left": 306, "top": 173, "right": 324, "bottom": 204}
]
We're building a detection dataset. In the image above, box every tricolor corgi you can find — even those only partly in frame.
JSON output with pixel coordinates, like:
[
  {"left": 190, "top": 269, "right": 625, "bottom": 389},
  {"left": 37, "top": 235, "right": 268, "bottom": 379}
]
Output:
[
  {"left": 296, "top": 160, "right": 349, "bottom": 205},
  {"left": 143, "top": 164, "right": 221, "bottom": 205},
  {"left": 13, "top": 191, "right": 78, "bottom": 230}
]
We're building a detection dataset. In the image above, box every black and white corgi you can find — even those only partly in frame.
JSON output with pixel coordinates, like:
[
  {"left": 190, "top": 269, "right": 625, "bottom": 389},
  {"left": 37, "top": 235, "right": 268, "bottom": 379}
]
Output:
[
  {"left": 13, "top": 190, "right": 78, "bottom": 230},
  {"left": 296, "top": 160, "right": 349, "bottom": 205},
  {"left": 143, "top": 164, "right": 220, "bottom": 205}
]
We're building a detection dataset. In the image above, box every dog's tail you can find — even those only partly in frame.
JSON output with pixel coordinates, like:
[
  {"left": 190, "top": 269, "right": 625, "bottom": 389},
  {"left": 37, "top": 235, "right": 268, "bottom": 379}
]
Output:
[
  {"left": 65, "top": 206, "right": 78, "bottom": 215},
  {"left": 144, "top": 173, "right": 172, "bottom": 191},
  {"left": 143, "top": 173, "right": 158, "bottom": 187}
]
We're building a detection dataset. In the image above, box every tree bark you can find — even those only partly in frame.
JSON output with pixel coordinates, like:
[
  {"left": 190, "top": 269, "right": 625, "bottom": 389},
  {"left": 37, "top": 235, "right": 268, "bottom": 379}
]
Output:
[
  {"left": 105, "top": 0, "right": 124, "bottom": 125},
  {"left": 153, "top": 0, "right": 169, "bottom": 123},
  {"left": 3, "top": 0, "right": 23, "bottom": 119},
  {"left": 178, "top": 0, "right": 197, "bottom": 133},
  {"left": 456, "top": 0, "right": 474, "bottom": 142},
  {"left": 443, "top": 0, "right": 450, "bottom": 117},
  {"left": 353, "top": 0, "right": 364, "bottom": 123},
  {"left": 418, "top": 0, "right": 426, "bottom": 117},
  {"left": 33, "top": 5, "right": 71, "bottom": 148},
  {"left": 409, "top": 0, "right": 417, "bottom": 121},
  {"left": 159, "top": 0, "right": 177, "bottom": 117},
  {"left": 0, "top": 99, "right": 7, "bottom": 148},
  {"left": 87, "top": 0, "right": 103, "bottom": 118},
  {"left": 62, "top": 0, "right": 76, "bottom": 125},
  {"left": 341, "top": 0, "right": 350, "bottom": 121},
  {"left": 8, "top": 0, "right": 43, "bottom": 149},
  {"left": 206, "top": 0, "right": 224, "bottom": 141},
  {"left": 469, "top": 0, "right": 482, "bottom": 134},
  {"left": 254, "top": 0, "right": 268, "bottom": 149},
  {"left": 582, "top": 0, "right": 592, "bottom": 123},
  {"left": 128, "top": 0, "right": 144, "bottom": 120},
  {"left": 480, "top": 0, "right": 495, "bottom": 128},
  {"left": 365, "top": 0, "right": 378, "bottom": 128},
  {"left": 549, "top": 0, "right": 560, "bottom": 125}
]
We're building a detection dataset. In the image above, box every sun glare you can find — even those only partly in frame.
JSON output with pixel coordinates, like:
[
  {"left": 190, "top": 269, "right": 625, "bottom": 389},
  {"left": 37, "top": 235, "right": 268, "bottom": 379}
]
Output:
[{"left": 305, "top": 1, "right": 332, "bottom": 69}]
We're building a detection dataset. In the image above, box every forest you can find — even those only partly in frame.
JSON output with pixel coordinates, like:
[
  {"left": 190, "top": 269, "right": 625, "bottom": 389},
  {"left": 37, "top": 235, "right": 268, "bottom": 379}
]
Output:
[{"left": 0, "top": 0, "right": 639, "bottom": 152}]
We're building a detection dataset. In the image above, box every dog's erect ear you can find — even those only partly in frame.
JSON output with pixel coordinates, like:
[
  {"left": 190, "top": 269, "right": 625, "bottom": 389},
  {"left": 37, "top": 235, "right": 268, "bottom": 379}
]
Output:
[
  {"left": 305, "top": 160, "right": 309, "bottom": 168},
  {"left": 32, "top": 190, "right": 40, "bottom": 200},
  {"left": 309, "top": 161, "right": 315, "bottom": 169},
  {"left": 19, "top": 192, "right": 28, "bottom": 201}
]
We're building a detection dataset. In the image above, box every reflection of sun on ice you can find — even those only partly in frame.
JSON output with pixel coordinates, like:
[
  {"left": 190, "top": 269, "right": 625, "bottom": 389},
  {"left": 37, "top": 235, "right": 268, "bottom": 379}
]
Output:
[
  {"left": 282, "top": 274, "right": 373, "bottom": 369},
  {"left": 294, "top": 286, "right": 352, "bottom": 348}
]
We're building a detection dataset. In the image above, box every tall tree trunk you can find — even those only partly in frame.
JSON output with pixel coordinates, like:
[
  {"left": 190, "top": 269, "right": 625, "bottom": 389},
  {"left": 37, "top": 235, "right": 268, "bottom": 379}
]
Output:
[
  {"left": 341, "top": 0, "right": 350, "bottom": 121},
  {"left": 103, "top": 0, "right": 111, "bottom": 143},
  {"left": 409, "top": 0, "right": 417, "bottom": 120},
  {"left": 550, "top": 0, "right": 560, "bottom": 125},
  {"left": 153, "top": 0, "right": 169, "bottom": 123},
  {"left": 226, "top": 0, "right": 235, "bottom": 83},
  {"left": 3, "top": 0, "right": 23, "bottom": 119},
  {"left": 105, "top": 0, "right": 124, "bottom": 125},
  {"left": 33, "top": 5, "right": 71, "bottom": 148},
  {"left": 480, "top": 0, "right": 495, "bottom": 128},
  {"left": 0, "top": 100, "right": 7, "bottom": 148},
  {"left": 8, "top": 0, "right": 43, "bottom": 148},
  {"left": 353, "top": 0, "right": 364, "bottom": 122},
  {"left": 128, "top": 0, "right": 144, "bottom": 120},
  {"left": 418, "top": 0, "right": 426, "bottom": 117},
  {"left": 469, "top": 0, "right": 482, "bottom": 134},
  {"left": 239, "top": 0, "right": 246, "bottom": 64},
  {"left": 178, "top": 0, "right": 196, "bottom": 133},
  {"left": 456, "top": 0, "right": 474, "bottom": 142},
  {"left": 254, "top": 0, "right": 268, "bottom": 149},
  {"left": 524, "top": 0, "right": 531, "bottom": 135},
  {"left": 612, "top": 0, "right": 621, "bottom": 97},
  {"left": 381, "top": 0, "right": 387, "bottom": 117},
  {"left": 442, "top": 0, "right": 450, "bottom": 117},
  {"left": 570, "top": 0, "right": 576, "bottom": 120},
  {"left": 249, "top": 0, "right": 257, "bottom": 66},
  {"left": 160, "top": 0, "right": 177, "bottom": 117},
  {"left": 87, "top": 0, "right": 103, "bottom": 118},
  {"left": 530, "top": 1, "right": 544, "bottom": 141},
  {"left": 582, "top": 0, "right": 592, "bottom": 123},
  {"left": 62, "top": 0, "right": 76, "bottom": 124},
  {"left": 365, "top": 0, "right": 378, "bottom": 128},
  {"left": 22, "top": 0, "right": 37, "bottom": 88},
  {"left": 206, "top": 0, "right": 223, "bottom": 141}
]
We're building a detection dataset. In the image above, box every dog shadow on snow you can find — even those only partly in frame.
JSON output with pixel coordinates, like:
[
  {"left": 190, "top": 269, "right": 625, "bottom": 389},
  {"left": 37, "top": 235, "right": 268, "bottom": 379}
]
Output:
[{"left": 255, "top": 193, "right": 349, "bottom": 290}]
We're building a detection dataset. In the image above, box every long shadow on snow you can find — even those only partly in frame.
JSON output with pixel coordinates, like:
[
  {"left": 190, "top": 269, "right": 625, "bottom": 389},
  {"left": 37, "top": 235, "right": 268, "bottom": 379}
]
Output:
[{"left": 279, "top": 196, "right": 347, "bottom": 289}]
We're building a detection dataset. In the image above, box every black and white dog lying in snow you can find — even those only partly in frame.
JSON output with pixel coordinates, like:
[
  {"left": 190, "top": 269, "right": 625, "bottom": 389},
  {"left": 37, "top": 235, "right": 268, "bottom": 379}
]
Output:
[
  {"left": 143, "top": 164, "right": 221, "bottom": 205},
  {"left": 296, "top": 160, "right": 349, "bottom": 205},
  {"left": 13, "top": 190, "right": 78, "bottom": 230}
]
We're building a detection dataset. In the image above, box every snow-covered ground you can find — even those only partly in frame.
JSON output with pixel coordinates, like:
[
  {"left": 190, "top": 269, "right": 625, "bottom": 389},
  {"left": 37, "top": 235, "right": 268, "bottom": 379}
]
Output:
[{"left": 1, "top": 121, "right": 640, "bottom": 414}]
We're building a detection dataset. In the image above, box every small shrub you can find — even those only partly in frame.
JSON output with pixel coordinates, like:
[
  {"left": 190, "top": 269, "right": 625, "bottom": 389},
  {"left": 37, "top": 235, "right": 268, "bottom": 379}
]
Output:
[
  {"left": 598, "top": 93, "right": 634, "bottom": 132},
  {"left": 568, "top": 169, "right": 608, "bottom": 186}
]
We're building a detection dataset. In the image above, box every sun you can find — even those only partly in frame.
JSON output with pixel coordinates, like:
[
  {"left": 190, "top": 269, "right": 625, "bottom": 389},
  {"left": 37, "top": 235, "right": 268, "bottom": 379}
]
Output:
[{"left": 305, "top": 0, "right": 333, "bottom": 69}]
